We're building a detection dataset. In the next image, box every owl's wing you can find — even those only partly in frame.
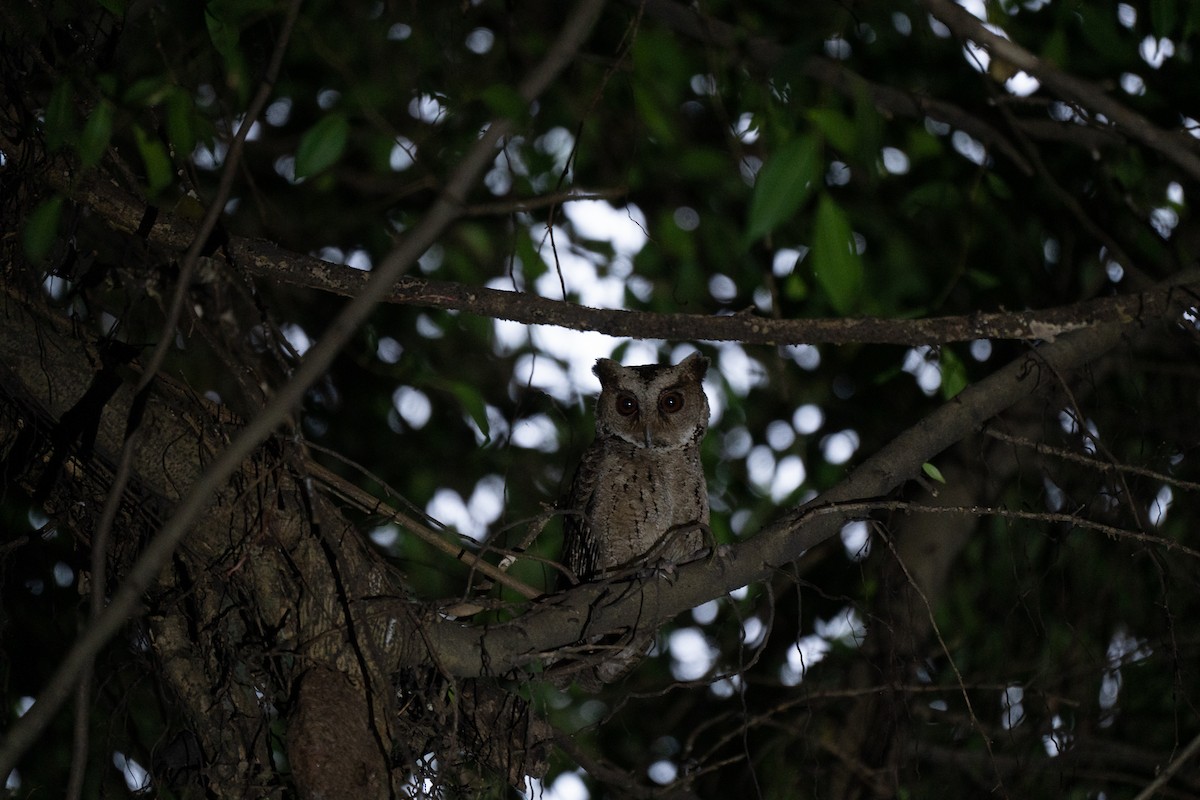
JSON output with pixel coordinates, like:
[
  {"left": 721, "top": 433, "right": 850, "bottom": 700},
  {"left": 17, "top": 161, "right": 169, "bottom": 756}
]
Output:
[{"left": 560, "top": 442, "right": 604, "bottom": 584}]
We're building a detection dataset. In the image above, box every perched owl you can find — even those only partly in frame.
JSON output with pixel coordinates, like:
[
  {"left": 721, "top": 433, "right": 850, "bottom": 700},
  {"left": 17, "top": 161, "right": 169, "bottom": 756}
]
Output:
[
  {"left": 562, "top": 352, "right": 711, "bottom": 584},
  {"left": 557, "top": 352, "right": 711, "bottom": 685}
]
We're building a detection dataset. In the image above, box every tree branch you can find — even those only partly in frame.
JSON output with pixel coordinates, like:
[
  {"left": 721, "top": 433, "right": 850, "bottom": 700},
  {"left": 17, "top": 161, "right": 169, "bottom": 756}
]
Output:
[
  {"left": 627, "top": 0, "right": 1023, "bottom": 174},
  {"left": 0, "top": 0, "right": 608, "bottom": 776},
  {"left": 59, "top": 172, "right": 1200, "bottom": 346},
  {"left": 921, "top": 0, "right": 1200, "bottom": 182},
  {"left": 1131, "top": 728, "right": 1200, "bottom": 800},
  {"left": 67, "top": 3, "right": 305, "bottom": 796},
  {"left": 417, "top": 309, "right": 1173, "bottom": 677},
  {"left": 307, "top": 458, "right": 542, "bottom": 601}
]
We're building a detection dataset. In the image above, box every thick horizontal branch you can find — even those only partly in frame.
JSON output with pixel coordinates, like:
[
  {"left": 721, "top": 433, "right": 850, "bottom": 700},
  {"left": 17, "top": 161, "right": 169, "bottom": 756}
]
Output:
[
  {"left": 74, "top": 175, "right": 1197, "bottom": 346},
  {"left": 423, "top": 315, "right": 1145, "bottom": 677},
  {"left": 272, "top": 264, "right": 1189, "bottom": 346},
  {"left": 422, "top": 269, "right": 1197, "bottom": 677}
]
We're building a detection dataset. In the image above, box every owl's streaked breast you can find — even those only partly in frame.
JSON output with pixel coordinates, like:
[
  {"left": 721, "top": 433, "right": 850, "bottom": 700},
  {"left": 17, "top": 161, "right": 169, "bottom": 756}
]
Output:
[
  {"left": 572, "top": 434, "right": 708, "bottom": 577},
  {"left": 561, "top": 352, "right": 711, "bottom": 583}
]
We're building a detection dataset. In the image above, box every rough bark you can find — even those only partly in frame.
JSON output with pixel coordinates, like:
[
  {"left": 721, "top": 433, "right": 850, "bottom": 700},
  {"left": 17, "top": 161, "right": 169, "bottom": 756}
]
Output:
[{"left": 0, "top": 288, "right": 544, "bottom": 794}]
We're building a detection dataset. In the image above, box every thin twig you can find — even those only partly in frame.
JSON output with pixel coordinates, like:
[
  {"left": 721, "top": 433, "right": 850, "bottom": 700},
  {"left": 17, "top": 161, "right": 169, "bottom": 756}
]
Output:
[
  {"left": 983, "top": 427, "right": 1200, "bottom": 494},
  {"left": 305, "top": 457, "right": 542, "bottom": 601},
  {"left": 463, "top": 187, "right": 627, "bottom": 216},
  {"left": 877, "top": 528, "right": 1010, "bottom": 799},
  {"left": 1131, "top": 729, "right": 1200, "bottom": 800},
  {"left": 792, "top": 497, "right": 1200, "bottom": 560}
]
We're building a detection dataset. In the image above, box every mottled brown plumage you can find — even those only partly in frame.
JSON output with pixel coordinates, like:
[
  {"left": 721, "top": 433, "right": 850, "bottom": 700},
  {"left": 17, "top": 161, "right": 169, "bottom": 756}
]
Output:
[{"left": 558, "top": 353, "right": 711, "bottom": 685}]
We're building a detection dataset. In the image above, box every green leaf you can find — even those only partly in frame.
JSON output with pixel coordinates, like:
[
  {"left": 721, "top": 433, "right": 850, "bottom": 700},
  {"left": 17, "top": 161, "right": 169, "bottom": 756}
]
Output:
[
  {"left": 677, "top": 147, "right": 727, "bottom": 181},
  {"left": 939, "top": 347, "right": 968, "bottom": 399},
  {"left": 1041, "top": 27, "right": 1069, "bottom": 66},
  {"left": 783, "top": 273, "right": 809, "bottom": 301},
  {"left": 629, "top": 29, "right": 686, "bottom": 146},
  {"left": 811, "top": 194, "right": 863, "bottom": 314},
  {"left": 852, "top": 83, "right": 884, "bottom": 170},
  {"left": 44, "top": 81, "right": 76, "bottom": 152},
  {"left": 123, "top": 76, "right": 172, "bottom": 107},
  {"left": 449, "top": 382, "right": 490, "bottom": 443},
  {"left": 964, "top": 268, "right": 1002, "bottom": 290},
  {"left": 1075, "top": 5, "right": 1125, "bottom": 59},
  {"left": 985, "top": 172, "right": 1012, "bottom": 199},
  {"left": 922, "top": 462, "right": 946, "bottom": 484},
  {"left": 631, "top": 28, "right": 686, "bottom": 107},
  {"left": 294, "top": 113, "right": 350, "bottom": 179},
  {"left": 899, "top": 181, "right": 961, "bottom": 218},
  {"left": 205, "top": 3, "right": 253, "bottom": 99},
  {"left": 208, "top": 0, "right": 278, "bottom": 24},
  {"left": 1151, "top": 0, "right": 1178, "bottom": 38},
  {"left": 96, "top": 73, "right": 119, "bottom": 97},
  {"left": 744, "top": 136, "right": 821, "bottom": 244},
  {"left": 205, "top": 5, "right": 241, "bottom": 62},
  {"left": 78, "top": 101, "right": 114, "bottom": 167},
  {"left": 24, "top": 195, "right": 64, "bottom": 263},
  {"left": 1188, "top": 3, "right": 1200, "bottom": 38},
  {"left": 166, "top": 88, "right": 198, "bottom": 156},
  {"left": 134, "top": 125, "right": 174, "bottom": 195},
  {"left": 807, "top": 108, "right": 856, "bottom": 155},
  {"left": 479, "top": 84, "right": 527, "bottom": 121},
  {"left": 633, "top": 85, "right": 677, "bottom": 145}
]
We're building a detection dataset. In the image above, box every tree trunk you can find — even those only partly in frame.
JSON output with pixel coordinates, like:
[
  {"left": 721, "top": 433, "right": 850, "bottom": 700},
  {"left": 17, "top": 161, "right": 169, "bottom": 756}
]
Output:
[{"left": 0, "top": 284, "right": 548, "bottom": 795}]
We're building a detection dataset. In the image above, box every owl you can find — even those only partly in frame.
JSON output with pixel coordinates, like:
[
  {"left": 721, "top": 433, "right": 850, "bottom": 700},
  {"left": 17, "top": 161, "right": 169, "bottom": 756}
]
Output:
[
  {"left": 562, "top": 351, "right": 711, "bottom": 584},
  {"left": 557, "top": 352, "right": 711, "bottom": 686}
]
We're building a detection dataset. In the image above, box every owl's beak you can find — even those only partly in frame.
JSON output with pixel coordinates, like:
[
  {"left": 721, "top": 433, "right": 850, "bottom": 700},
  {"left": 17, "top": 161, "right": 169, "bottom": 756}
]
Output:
[{"left": 643, "top": 425, "right": 653, "bottom": 448}]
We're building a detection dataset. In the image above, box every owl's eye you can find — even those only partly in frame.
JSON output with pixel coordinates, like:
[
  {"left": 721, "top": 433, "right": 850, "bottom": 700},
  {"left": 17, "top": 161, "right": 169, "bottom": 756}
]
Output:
[
  {"left": 616, "top": 394, "right": 639, "bottom": 416},
  {"left": 658, "top": 391, "right": 684, "bottom": 414}
]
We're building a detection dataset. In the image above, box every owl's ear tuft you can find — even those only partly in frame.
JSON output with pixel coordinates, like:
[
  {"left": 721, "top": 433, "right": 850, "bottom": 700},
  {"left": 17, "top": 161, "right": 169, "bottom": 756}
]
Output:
[
  {"left": 593, "top": 358, "right": 623, "bottom": 386},
  {"left": 679, "top": 352, "right": 710, "bottom": 380}
]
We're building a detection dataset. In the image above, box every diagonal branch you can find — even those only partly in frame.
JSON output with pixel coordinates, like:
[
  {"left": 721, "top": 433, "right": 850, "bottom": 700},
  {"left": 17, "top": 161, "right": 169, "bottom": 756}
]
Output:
[
  {"left": 307, "top": 458, "right": 542, "bottom": 600},
  {"left": 1131, "top": 728, "right": 1200, "bottom": 800},
  {"left": 415, "top": 285, "right": 1192, "bottom": 677},
  {"left": 627, "top": 0, "right": 1023, "bottom": 173},
  {"left": 921, "top": 0, "right": 1200, "bottom": 182},
  {"left": 0, "top": 0, "right": 608, "bottom": 776},
  {"left": 68, "top": 2, "right": 304, "bottom": 798}
]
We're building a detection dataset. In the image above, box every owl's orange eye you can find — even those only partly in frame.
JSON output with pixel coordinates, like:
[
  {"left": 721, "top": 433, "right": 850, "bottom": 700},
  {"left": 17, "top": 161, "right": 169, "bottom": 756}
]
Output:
[
  {"left": 616, "top": 394, "right": 639, "bottom": 416},
  {"left": 658, "top": 391, "right": 684, "bottom": 414}
]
